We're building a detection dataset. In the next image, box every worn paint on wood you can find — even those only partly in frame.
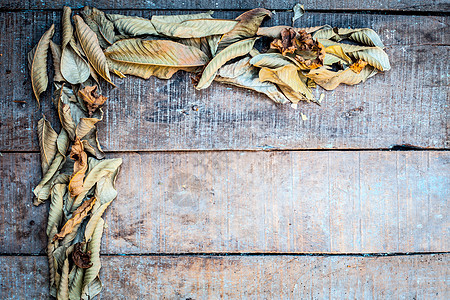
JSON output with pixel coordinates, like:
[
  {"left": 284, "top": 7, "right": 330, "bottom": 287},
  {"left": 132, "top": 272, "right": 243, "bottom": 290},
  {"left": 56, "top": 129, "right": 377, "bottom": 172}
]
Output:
[
  {"left": 0, "top": 11, "right": 449, "bottom": 151},
  {"left": 1, "top": 0, "right": 449, "bottom": 11},
  {"left": 1, "top": 151, "right": 448, "bottom": 254},
  {"left": 1, "top": 254, "right": 449, "bottom": 299}
]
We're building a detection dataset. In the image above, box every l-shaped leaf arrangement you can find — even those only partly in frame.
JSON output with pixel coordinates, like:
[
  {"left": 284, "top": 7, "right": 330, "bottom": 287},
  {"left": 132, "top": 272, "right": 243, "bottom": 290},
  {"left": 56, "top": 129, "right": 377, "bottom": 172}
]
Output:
[{"left": 28, "top": 5, "right": 390, "bottom": 299}]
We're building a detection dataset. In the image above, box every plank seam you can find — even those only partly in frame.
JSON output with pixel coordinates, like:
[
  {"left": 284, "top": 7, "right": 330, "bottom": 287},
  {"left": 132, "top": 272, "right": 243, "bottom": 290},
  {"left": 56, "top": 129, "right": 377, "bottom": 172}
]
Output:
[
  {"left": 0, "top": 8, "right": 449, "bottom": 16},
  {"left": 2, "top": 148, "right": 449, "bottom": 154},
  {"left": 2, "top": 252, "right": 449, "bottom": 257}
]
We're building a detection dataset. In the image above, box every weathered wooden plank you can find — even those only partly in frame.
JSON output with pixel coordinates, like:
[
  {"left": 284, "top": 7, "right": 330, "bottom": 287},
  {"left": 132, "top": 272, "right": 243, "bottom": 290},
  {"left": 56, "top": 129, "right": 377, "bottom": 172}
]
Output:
[
  {"left": 1, "top": 151, "right": 448, "bottom": 254},
  {"left": 1, "top": 254, "right": 449, "bottom": 299},
  {"left": 0, "top": 11, "right": 448, "bottom": 151},
  {"left": 1, "top": 0, "right": 449, "bottom": 11}
]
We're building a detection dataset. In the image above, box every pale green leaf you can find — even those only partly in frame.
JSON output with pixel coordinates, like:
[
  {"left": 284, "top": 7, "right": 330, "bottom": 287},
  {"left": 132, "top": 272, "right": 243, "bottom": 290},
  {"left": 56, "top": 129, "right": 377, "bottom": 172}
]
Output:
[
  {"left": 250, "top": 53, "right": 300, "bottom": 69},
  {"left": 292, "top": 4, "right": 305, "bottom": 25},
  {"left": 37, "top": 116, "right": 58, "bottom": 174},
  {"left": 46, "top": 183, "right": 66, "bottom": 236},
  {"left": 151, "top": 11, "right": 213, "bottom": 23},
  {"left": 318, "top": 39, "right": 390, "bottom": 71},
  {"left": 109, "top": 15, "right": 159, "bottom": 36},
  {"left": 33, "top": 154, "right": 65, "bottom": 206},
  {"left": 197, "top": 37, "right": 257, "bottom": 90},
  {"left": 82, "top": 218, "right": 104, "bottom": 299},
  {"left": 61, "top": 45, "right": 91, "bottom": 84},
  {"left": 216, "top": 58, "right": 290, "bottom": 104}
]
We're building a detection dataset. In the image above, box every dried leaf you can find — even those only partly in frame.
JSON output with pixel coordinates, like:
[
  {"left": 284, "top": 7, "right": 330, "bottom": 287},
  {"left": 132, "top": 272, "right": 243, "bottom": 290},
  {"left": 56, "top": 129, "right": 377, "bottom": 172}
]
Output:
[
  {"left": 292, "top": 4, "right": 305, "bottom": 25},
  {"left": 28, "top": 24, "right": 55, "bottom": 105},
  {"left": 72, "top": 158, "right": 122, "bottom": 210},
  {"left": 61, "top": 45, "right": 91, "bottom": 84},
  {"left": 108, "top": 58, "right": 197, "bottom": 80},
  {"left": 81, "top": 218, "right": 104, "bottom": 300},
  {"left": 78, "top": 85, "right": 107, "bottom": 116},
  {"left": 257, "top": 25, "right": 327, "bottom": 38},
  {"left": 250, "top": 52, "right": 300, "bottom": 69},
  {"left": 216, "top": 8, "right": 271, "bottom": 53},
  {"left": 46, "top": 183, "right": 66, "bottom": 236},
  {"left": 81, "top": 6, "right": 116, "bottom": 47},
  {"left": 68, "top": 138, "right": 88, "bottom": 198},
  {"left": 53, "top": 197, "right": 96, "bottom": 241},
  {"left": 61, "top": 6, "right": 73, "bottom": 49},
  {"left": 271, "top": 28, "right": 325, "bottom": 70},
  {"left": 152, "top": 18, "right": 238, "bottom": 38},
  {"left": 33, "top": 154, "right": 65, "bottom": 206},
  {"left": 196, "top": 37, "right": 258, "bottom": 90},
  {"left": 54, "top": 85, "right": 91, "bottom": 140},
  {"left": 104, "top": 38, "right": 209, "bottom": 67},
  {"left": 72, "top": 243, "right": 93, "bottom": 269},
  {"left": 49, "top": 41, "right": 65, "bottom": 82},
  {"left": 57, "top": 250, "right": 71, "bottom": 300},
  {"left": 80, "top": 129, "right": 105, "bottom": 160},
  {"left": 259, "top": 64, "right": 314, "bottom": 103},
  {"left": 349, "top": 59, "right": 368, "bottom": 73},
  {"left": 108, "top": 14, "right": 159, "bottom": 36},
  {"left": 73, "top": 15, "right": 113, "bottom": 85},
  {"left": 37, "top": 116, "right": 59, "bottom": 175},
  {"left": 318, "top": 39, "right": 390, "bottom": 71},
  {"left": 313, "top": 27, "right": 384, "bottom": 48},
  {"left": 151, "top": 11, "right": 214, "bottom": 23},
  {"left": 216, "top": 57, "right": 290, "bottom": 104},
  {"left": 324, "top": 45, "right": 353, "bottom": 65},
  {"left": 307, "top": 64, "right": 377, "bottom": 90}
]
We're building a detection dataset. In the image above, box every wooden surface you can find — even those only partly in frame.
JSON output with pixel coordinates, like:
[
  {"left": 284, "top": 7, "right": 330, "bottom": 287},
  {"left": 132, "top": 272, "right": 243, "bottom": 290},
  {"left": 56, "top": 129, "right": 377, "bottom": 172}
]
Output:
[
  {"left": 1, "top": 151, "right": 449, "bottom": 255},
  {"left": 1, "top": 0, "right": 449, "bottom": 11},
  {"left": 0, "top": 2, "right": 449, "bottom": 299},
  {"left": 1, "top": 255, "right": 449, "bottom": 299},
  {"left": 1, "top": 11, "right": 449, "bottom": 151}
]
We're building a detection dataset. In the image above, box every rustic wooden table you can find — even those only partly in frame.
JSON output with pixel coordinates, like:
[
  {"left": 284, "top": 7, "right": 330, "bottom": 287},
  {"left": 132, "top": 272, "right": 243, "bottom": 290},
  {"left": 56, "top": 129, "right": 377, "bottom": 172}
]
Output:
[{"left": 0, "top": 0, "right": 449, "bottom": 299}]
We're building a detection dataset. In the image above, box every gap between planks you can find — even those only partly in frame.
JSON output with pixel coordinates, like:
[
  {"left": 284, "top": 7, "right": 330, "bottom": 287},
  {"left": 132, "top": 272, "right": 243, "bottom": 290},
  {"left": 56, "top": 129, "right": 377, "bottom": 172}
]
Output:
[{"left": 0, "top": 8, "right": 449, "bottom": 16}]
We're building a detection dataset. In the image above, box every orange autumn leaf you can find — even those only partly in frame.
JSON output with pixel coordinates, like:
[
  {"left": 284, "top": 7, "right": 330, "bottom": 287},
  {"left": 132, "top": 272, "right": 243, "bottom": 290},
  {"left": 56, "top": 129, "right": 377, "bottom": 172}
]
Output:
[
  {"left": 68, "top": 138, "right": 88, "bottom": 197},
  {"left": 52, "top": 197, "right": 97, "bottom": 241},
  {"left": 349, "top": 59, "right": 368, "bottom": 74},
  {"left": 78, "top": 85, "right": 107, "bottom": 116}
]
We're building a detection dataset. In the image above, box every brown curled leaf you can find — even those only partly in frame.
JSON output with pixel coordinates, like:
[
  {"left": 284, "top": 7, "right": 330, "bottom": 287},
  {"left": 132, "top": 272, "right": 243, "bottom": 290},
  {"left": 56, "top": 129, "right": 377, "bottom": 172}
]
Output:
[
  {"left": 78, "top": 85, "right": 107, "bottom": 116},
  {"left": 271, "top": 28, "right": 325, "bottom": 70},
  {"left": 216, "top": 8, "right": 271, "bottom": 53},
  {"left": 68, "top": 138, "right": 88, "bottom": 198},
  {"left": 72, "top": 242, "right": 93, "bottom": 269},
  {"left": 53, "top": 197, "right": 96, "bottom": 241}
]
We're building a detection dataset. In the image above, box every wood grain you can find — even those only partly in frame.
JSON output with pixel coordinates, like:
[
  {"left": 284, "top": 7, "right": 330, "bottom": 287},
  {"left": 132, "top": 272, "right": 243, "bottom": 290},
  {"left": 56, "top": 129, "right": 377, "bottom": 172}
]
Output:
[
  {"left": 0, "top": 11, "right": 448, "bottom": 152},
  {"left": 1, "top": 151, "right": 448, "bottom": 255},
  {"left": 1, "top": 0, "right": 449, "bottom": 11},
  {"left": 1, "top": 254, "right": 449, "bottom": 299}
]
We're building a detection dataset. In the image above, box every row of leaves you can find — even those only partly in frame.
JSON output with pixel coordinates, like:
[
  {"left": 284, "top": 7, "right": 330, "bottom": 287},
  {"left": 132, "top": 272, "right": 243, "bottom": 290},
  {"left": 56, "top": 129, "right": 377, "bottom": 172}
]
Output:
[
  {"left": 30, "top": 6, "right": 390, "bottom": 107},
  {"left": 28, "top": 5, "right": 390, "bottom": 300}
]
